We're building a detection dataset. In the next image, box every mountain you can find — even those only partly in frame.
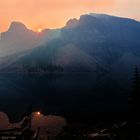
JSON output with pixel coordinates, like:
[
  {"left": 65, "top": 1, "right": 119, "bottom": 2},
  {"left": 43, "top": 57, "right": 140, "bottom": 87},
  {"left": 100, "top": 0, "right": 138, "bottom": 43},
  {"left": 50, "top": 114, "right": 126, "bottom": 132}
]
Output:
[
  {"left": 0, "top": 21, "right": 61, "bottom": 69},
  {"left": 1, "top": 14, "right": 140, "bottom": 74},
  {"left": 0, "top": 22, "right": 40, "bottom": 57}
]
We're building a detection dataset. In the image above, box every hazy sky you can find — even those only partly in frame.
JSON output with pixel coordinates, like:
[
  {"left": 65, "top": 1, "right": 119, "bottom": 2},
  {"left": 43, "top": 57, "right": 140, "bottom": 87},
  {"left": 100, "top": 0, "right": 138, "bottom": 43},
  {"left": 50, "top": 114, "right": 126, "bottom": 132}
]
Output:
[{"left": 0, "top": 0, "right": 140, "bottom": 32}]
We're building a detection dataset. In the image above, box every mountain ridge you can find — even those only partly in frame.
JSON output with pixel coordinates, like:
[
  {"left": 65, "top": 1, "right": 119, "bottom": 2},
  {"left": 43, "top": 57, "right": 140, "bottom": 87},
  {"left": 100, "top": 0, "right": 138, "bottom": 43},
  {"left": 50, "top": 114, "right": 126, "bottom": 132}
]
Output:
[{"left": 1, "top": 13, "right": 140, "bottom": 75}]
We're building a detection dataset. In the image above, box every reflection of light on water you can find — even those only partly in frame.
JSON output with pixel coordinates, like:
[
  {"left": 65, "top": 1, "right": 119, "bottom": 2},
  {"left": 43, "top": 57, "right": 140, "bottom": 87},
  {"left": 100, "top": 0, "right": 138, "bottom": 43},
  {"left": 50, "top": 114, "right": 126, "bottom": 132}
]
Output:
[
  {"left": 36, "top": 111, "right": 41, "bottom": 116},
  {"left": 33, "top": 112, "right": 41, "bottom": 117},
  {"left": 32, "top": 112, "right": 42, "bottom": 128}
]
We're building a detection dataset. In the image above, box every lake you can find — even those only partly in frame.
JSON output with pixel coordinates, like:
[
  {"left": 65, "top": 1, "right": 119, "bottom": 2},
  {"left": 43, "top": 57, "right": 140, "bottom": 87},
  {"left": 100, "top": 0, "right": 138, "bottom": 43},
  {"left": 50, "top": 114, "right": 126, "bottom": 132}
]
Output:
[{"left": 0, "top": 73, "right": 131, "bottom": 122}]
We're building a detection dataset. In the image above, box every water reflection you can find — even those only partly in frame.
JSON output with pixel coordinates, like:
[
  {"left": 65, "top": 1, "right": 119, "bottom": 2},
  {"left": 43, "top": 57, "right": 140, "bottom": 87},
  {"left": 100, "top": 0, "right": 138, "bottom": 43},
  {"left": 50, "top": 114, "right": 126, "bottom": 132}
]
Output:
[{"left": 0, "top": 73, "right": 130, "bottom": 122}]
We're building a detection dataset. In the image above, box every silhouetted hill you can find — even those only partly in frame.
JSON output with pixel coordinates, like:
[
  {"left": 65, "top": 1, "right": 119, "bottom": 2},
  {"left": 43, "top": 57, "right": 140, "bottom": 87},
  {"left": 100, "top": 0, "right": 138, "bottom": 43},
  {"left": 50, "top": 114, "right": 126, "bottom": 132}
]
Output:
[
  {"left": 0, "top": 22, "right": 61, "bottom": 68},
  {"left": 5, "top": 14, "right": 139, "bottom": 71},
  {"left": 1, "top": 14, "right": 140, "bottom": 75},
  {"left": 0, "top": 22, "right": 40, "bottom": 57}
]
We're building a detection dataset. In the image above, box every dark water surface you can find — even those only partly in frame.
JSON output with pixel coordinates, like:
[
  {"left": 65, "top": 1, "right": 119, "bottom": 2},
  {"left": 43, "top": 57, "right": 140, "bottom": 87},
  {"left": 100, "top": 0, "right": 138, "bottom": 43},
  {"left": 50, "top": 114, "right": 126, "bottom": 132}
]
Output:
[{"left": 0, "top": 73, "right": 131, "bottom": 122}]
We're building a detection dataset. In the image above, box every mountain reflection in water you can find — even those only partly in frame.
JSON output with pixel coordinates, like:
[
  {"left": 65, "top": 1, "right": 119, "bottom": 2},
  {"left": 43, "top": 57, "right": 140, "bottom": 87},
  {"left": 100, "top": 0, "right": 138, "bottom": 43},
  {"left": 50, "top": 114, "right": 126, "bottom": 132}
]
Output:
[{"left": 0, "top": 73, "right": 130, "bottom": 122}]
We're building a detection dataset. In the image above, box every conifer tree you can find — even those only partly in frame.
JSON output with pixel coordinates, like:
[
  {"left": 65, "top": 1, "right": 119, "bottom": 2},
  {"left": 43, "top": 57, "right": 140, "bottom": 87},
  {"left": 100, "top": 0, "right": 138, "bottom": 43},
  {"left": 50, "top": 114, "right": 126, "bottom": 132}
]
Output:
[{"left": 131, "top": 66, "right": 140, "bottom": 120}]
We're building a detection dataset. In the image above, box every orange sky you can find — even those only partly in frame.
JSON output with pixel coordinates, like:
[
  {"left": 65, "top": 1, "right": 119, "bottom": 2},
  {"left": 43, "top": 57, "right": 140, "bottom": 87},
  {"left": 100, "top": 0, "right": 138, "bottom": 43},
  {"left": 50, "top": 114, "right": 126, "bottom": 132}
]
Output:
[{"left": 0, "top": 0, "right": 140, "bottom": 32}]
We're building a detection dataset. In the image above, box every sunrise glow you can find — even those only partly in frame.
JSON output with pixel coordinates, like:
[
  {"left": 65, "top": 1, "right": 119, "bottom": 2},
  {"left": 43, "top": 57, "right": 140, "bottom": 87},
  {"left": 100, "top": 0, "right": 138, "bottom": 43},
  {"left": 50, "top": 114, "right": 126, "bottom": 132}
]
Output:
[
  {"left": 38, "top": 28, "right": 42, "bottom": 32},
  {"left": 0, "top": 0, "right": 140, "bottom": 32}
]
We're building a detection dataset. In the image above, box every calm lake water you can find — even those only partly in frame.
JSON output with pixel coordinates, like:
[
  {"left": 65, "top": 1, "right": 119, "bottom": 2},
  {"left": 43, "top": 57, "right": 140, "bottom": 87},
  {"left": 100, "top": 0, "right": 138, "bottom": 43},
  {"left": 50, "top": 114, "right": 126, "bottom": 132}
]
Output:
[{"left": 0, "top": 73, "right": 131, "bottom": 122}]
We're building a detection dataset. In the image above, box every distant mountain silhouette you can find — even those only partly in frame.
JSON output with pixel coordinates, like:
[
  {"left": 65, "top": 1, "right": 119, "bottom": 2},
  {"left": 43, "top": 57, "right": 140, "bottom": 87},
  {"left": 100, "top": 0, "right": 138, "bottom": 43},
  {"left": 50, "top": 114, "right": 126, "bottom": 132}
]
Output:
[
  {"left": 0, "top": 22, "right": 61, "bottom": 68},
  {"left": 1, "top": 14, "right": 140, "bottom": 75},
  {"left": 0, "top": 22, "right": 40, "bottom": 56}
]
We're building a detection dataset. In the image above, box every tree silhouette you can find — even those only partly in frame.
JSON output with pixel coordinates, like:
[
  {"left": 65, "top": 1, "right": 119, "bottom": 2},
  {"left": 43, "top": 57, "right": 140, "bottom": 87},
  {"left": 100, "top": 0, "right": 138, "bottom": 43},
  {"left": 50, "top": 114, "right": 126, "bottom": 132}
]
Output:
[{"left": 130, "top": 66, "right": 140, "bottom": 120}]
